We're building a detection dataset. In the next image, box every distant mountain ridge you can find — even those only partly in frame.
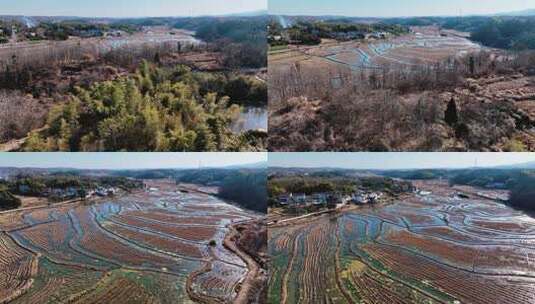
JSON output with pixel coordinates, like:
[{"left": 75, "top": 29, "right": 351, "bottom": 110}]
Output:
[
  {"left": 495, "top": 161, "right": 535, "bottom": 169},
  {"left": 0, "top": 10, "right": 267, "bottom": 21},
  {"left": 225, "top": 9, "right": 267, "bottom": 17},
  {"left": 0, "top": 162, "right": 268, "bottom": 175},
  {"left": 496, "top": 9, "right": 535, "bottom": 16}
]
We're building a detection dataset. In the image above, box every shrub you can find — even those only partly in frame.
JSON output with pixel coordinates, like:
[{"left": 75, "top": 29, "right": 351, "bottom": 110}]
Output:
[{"left": 0, "top": 91, "right": 47, "bottom": 143}]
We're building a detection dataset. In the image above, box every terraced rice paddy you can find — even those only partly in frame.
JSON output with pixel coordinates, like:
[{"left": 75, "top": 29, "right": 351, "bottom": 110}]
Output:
[
  {"left": 332, "top": 26, "right": 479, "bottom": 70},
  {"left": 268, "top": 180, "right": 535, "bottom": 304},
  {"left": 270, "top": 26, "right": 481, "bottom": 75},
  {"left": 0, "top": 180, "right": 258, "bottom": 303}
]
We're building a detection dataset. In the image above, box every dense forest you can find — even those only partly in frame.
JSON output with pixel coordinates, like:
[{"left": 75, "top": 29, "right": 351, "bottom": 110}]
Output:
[
  {"left": 381, "top": 169, "right": 450, "bottom": 181},
  {"left": 269, "top": 19, "right": 408, "bottom": 45},
  {"left": 0, "top": 186, "right": 21, "bottom": 210},
  {"left": 448, "top": 168, "right": 535, "bottom": 211},
  {"left": 383, "top": 168, "right": 533, "bottom": 189},
  {"left": 37, "top": 21, "right": 138, "bottom": 40},
  {"left": 384, "top": 15, "right": 535, "bottom": 50},
  {"left": 175, "top": 168, "right": 267, "bottom": 213},
  {"left": 175, "top": 16, "right": 267, "bottom": 68},
  {"left": 508, "top": 172, "right": 535, "bottom": 211},
  {"left": 448, "top": 169, "right": 525, "bottom": 188},
  {"left": 268, "top": 172, "right": 414, "bottom": 202},
  {"left": 384, "top": 167, "right": 535, "bottom": 211},
  {"left": 442, "top": 17, "right": 535, "bottom": 50},
  {"left": 2, "top": 19, "right": 139, "bottom": 42},
  {"left": 218, "top": 170, "right": 267, "bottom": 213},
  {"left": 176, "top": 17, "right": 266, "bottom": 44},
  {"left": 5, "top": 174, "right": 142, "bottom": 196},
  {"left": 0, "top": 21, "right": 14, "bottom": 43},
  {"left": 268, "top": 175, "right": 355, "bottom": 196},
  {"left": 21, "top": 61, "right": 267, "bottom": 152}
]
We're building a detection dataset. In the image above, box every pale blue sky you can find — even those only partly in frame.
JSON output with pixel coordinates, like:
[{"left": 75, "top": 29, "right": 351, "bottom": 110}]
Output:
[
  {"left": 0, "top": 0, "right": 266, "bottom": 18},
  {"left": 0, "top": 153, "right": 267, "bottom": 169},
  {"left": 269, "top": 153, "right": 535, "bottom": 169},
  {"left": 269, "top": 0, "right": 534, "bottom": 17}
]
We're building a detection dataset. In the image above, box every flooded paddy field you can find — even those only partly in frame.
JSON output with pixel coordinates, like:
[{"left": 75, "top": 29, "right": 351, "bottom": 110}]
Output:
[
  {"left": 319, "top": 26, "right": 480, "bottom": 70},
  {"left": 268, "top": 180, "right": 535, "bottom": 304},
  {"left": 0, "top": 179, "right": 259, "bottom": 303},
  {"left": 269, "top": 26, "right": 481, "bottom": 82}
]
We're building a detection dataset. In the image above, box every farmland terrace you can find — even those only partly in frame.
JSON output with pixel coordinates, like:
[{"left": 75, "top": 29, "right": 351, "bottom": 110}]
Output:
[
  {"left": 0, "top": 179, "right": 263, "bottom": 304},
  {"left": 269, "top": 26, "right": 481, "bottom": 75},
  {"left": 268, "top": 179, "right": 535, "bottom": 304}
]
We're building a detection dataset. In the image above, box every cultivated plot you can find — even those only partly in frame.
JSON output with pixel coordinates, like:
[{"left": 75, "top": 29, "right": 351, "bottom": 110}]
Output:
[
  {"left": 0, "top": 179, "right": 261, "bottom": 303},
  {"left": 268, "top": 180, "right": 535, "bottom": 304}
]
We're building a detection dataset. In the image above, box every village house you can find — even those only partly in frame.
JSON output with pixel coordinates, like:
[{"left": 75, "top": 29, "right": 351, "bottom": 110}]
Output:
[
  {"left": 331, "top": 31, "right": 365, "bottom": 41},
  {"left": 277, "top": 194, "right": 291, "bottom": 205},
  {"left": 96, "top": 187, "right": 118, "bottom": 197},
  {"left": 351, "top": 193, "right": 367, "bottom": 204},
  {"left": 415, "top": 188, "right": 432, "bottom": 196},
  {"left": 292, "top": 193, "right": 307, "bottom": 205},
  {"left": 365, "top": 32, "right": 389, "bottom": 40},
  {"left": 349, "top": 191, "right": 384, "bottom": 204},
  {"left": 277, "top": 190, "right": 385, "bottom": 209},
  {"left": 47, "top": 187, "right": 79, "bottom": 199},
  {"left": 276, "top": 193, "right": 308, "bottom": 206},
  {"left": 105, "top": 30, "right": 124, "bottom": 38},
  {"left": 309, "top": 193, "right": 327, "bottom": 205},
  {"left": 75, "top": 29, "right": 103, "bottom": 38},
  {"left": 268, "top": 34, "right": 283, "bottom": 41}
]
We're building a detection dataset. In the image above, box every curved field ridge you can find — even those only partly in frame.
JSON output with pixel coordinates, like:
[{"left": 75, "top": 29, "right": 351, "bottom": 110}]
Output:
[
  {"left": 0, "top": 233, "right": 38, "bottom": 303},
  {"left": 0, "top": 179, "right": 260, "bottom": 303},
  {"left": 269, "top": 180, "right": 535, "bottom": 304},
  {"left": 319, "top": 26, "right": 481, "bottom": 71}
]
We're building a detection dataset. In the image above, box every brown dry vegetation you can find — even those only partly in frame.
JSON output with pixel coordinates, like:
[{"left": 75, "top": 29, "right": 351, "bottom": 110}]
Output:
[
  {"left": 0, "top": 91, "right": 48, "bottom": 143},
  {"left": 269, "top": 45, "right": 535, "bottom": 151}
]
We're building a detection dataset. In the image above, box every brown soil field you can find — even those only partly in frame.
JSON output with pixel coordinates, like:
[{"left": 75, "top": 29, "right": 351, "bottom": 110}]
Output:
[
  {"left": 0, "top": 179, "right": 263, "bottom": 303},
  {"left": 269, "top": 180, "right": 535, "bottom": 304}
]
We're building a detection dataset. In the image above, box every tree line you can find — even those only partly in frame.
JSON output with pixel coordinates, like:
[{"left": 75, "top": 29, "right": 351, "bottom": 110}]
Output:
[
  {"left": 175, "top": 16, "right": 267, "bottom": 69},
  {"left": 446, "top": 168, "right": 535, "bottom": 211},
  {"left": 384, "top": 15, "right": 535, "bottom": 50},
  {"left": 508, "top": 173, "right": 535, "bottom": 211},
  {"left": 174, "top": 168, "right": 267, "bottom": 213},
  {"left": 268, "top": 173, "right": 414, "bottom": 204},
  {"left": 0, "top": 186, "right": 20, "bottom": 210},
  {"left": 269, "top": 19, "right": 408, "bottom": 46}
]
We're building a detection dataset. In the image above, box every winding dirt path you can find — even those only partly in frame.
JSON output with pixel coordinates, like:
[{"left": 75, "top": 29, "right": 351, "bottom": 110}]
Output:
[{"left": 223, "top": 224, "right": 263, "bottom": 304}]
